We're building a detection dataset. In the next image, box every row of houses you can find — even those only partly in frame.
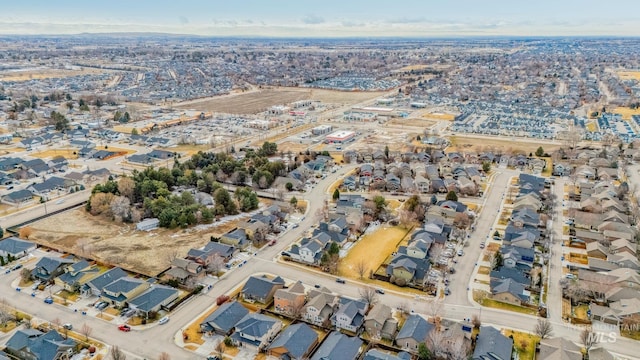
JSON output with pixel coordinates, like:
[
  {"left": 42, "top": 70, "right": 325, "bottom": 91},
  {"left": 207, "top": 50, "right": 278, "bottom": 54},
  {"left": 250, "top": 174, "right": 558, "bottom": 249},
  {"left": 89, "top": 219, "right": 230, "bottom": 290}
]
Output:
[{"left": 489, "top": 174, "right": 548, "bottom": 306}]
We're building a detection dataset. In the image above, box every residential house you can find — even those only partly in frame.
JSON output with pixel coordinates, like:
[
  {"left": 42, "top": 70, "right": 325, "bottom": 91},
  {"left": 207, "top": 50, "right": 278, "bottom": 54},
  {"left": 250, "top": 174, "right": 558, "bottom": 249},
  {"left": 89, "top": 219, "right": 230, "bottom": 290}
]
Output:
[
  {"left": 4, "top": 329, "right": 76, "bottom": 360},
  {"left": 608, "top": 252, "right": 640, "bottom": 270},
  {"left": 395, "top": 314, "right": 434, "bottom": 353},
  {"left": 510, "top": 208, "right": 540, "bottom": 228},
  {"left": 414, "top": 174, "right": 430, "bottom": 193},
  {"left": 363, "top": 349, "right": 411, "bottom": 360},
  {"left": 490, "top": 267, "right": 530, "bottom": 287},
  {"left": 518, "top": 173, "right": 545, "bottom": 194},
  {"left": 590, "top": 298, "right": 640, "bottom": 325},
  {"left": 128, "top": 285, "right": 178, "bottom": 317},
  {"left": 0, "top": 237, "right": 36, "bottom": 260},
  {"left": 386, "top": 254, "right": 431, "bottom": 288},
  {"left": 310, "top": 331, "right": 363, "bottom": 360},
  {"left": 187, "top": 242, "right": 236, "bottom": 266},
  {"left": 501, "top": 246, "right": 535, "bottom": 271},
  {"left": 101, "top": 277, "right": 151, "bottom": 308},
  {"left": 1, "top": 189, "right": 34, "bottom": 206},
  {"left": 490, "top": 278, "right": 530, "bottom": 306},
  {"left": 30, "top": 256, "right": 74, "bottom": 283},
  {"left": 472, "top": 326, "right": 513, "bottom": 360},
  {"left": 55, "top": 260, "right": 99, "bottom": 292},
  {"left": 304, "top": 290, "right": 338, "bottom": 326},
  {"left": 165, "top": 258, "right": 204, "bottom": 284},
  {"left": 220, "top": 228, "right": 250, "bottom": 250},
  {"left": 274, "top": 281, "right": 306, "bottom": 316},
  {"left": 268, "top": 323, "right": 319, "bottom": 360},
  {"left": 513, "top": 193, "right": 542, "bottom": 212},
  {"left": 588, "top": 347, "right": 616, "bottom": 360},
  {"left": 538, "top": 337, "right": 582, "bottom": 360},
  {"left": 331, "top": 297, "right": 367, "bottom": 333},
  {"left": 230, "top": 313, "right": 283, "bottom": 351},
  {"left": 27, "top": 177, "right": 74, "bottom": 197},
  {"left": 81, "top": 267, "right": 128, "bottom": 297},
  {"left": 240, "top": 275, "right": 285, "bottom": 305},
  {"left": 200, "top": 301, "right": 249, "bottom": 335},
  {"left": 239, "top": 219, "right": 268, "bottom": 241},
  {"left": 586, "top": 242, "right": 609, "bottom": 260},
  {"left": 364, "top": 304, "right": 397, "bottom": 340},
  {"left": 399, "top": 233, "right": 433, "bottom": 259}
]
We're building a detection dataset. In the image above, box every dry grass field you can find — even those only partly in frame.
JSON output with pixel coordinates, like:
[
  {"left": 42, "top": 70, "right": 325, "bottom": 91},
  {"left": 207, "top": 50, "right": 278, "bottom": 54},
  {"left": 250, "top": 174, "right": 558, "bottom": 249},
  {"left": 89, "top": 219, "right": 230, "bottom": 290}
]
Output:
[
  {"left": 422, "top": 112, "right": 456, "bottom": 121},
  {"left": 614, "top": 107, "right": 640, "bottom": 120},
  {"left": 30, "top": 149, "right": 79, "bottom": 160},
  {"left": 388, "top": 118, "right": 438, "bottom": 128},
  {"left": 617, "top": 71, "right": 640, "bottom": 81},
  {"left": 0, "top": 67, "right": 108, "bottom": 82},
  {"left": 447, "top": 135, "right": 561, "bottom": 155},
  {"left": 28, "top": 208, "right": 248, "bottom": 276},
  {"left": 176, "top": 87, "right": 387, "bottom": 114},
  {"left": 338, "top": 226, "right": 409, "bottom": 278}
]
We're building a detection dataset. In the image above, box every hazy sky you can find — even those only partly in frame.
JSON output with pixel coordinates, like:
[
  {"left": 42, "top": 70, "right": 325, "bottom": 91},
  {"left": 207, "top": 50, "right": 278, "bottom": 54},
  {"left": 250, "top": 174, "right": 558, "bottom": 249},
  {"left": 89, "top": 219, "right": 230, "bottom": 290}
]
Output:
[{"left": 2, "top": 0, "right": 639, "bottom": 37}]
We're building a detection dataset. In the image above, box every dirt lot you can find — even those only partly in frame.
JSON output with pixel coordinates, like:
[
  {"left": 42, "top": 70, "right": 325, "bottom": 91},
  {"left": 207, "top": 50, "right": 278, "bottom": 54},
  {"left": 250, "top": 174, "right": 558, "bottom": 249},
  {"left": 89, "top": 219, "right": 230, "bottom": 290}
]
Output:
[
  {"left": 176, "top": 87, "right": 386, "bottom": 114},
  {"left": 614, "top": 107, "right": 640, "bottom": 120},
  {"left": 447, "top": 135, "right": 561, "bottom": 155},
  {"left": 0, "top": 67, "right": 109, "bottom": 82},
  {"left": 388, "top": 118, "right": 438, "bottom": 128},
  {"left": 349, "top": 129, "right": 416, "bottom": 152},
  {"left": 617, "top": 71, "right": 640, "bottom": 81},
  {"left": 30, "top": 149, "right": 79, "bottom": 160},
  {"left": 28, "top": 208, "right": 247, "bottom": 276}
]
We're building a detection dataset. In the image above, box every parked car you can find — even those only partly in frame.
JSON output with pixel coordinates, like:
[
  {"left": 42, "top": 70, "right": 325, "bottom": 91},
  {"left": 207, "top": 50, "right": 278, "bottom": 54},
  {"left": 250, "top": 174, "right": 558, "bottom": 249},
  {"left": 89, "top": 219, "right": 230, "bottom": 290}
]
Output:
[
  {"left": 11, "top": 264, "right": 23, "bottom": 271},
  {"left": 118, "top": 324, "right": 131, "bottom": 332},
  {"left": 44, "top": 297, "right": 53, "bottom": 304},
  {"left": 32, "top": 281, "right": 41, "bottom": 290},
  {"left": 336, "top": 278, "right": 346, "bottom": 284},
  {"left": 314, "top": 284, "right": 321, "bottom": 289},
  {"left": 457, "top": 249, "right": 464, "bottom": 256},
  {"left": 479, "top": 242, "right": 485, "bottom": 249},
  {"left": 63, "top": 324, "right": 73, "bottom": 330},
  {"left": 375, "top": 288, "right": 385, "bottom": 295},
  {"left": 444, "top": 288, "right": 451, "bottom": 296},
  {"left": 97, "top": 302, "right": 109, "bottom": 310},
  {"left": 158, "top": 316, "right": 170, "bottom": 325}
]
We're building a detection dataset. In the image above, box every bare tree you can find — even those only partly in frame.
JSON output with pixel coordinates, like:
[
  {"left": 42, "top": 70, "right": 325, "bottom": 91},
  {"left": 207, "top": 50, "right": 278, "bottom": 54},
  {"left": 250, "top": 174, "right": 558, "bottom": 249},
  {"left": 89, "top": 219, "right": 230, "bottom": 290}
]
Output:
[
  {"left": 471, "top": 315, "right": 481, "bottom": 329},
  {"left": 110, "top": 196, "right": 131, "bottom": 222},
  {"left": 0, "top": 299, "right": 15, "bottom": 327},
  {"left": 215, "top": 340, "right": 226, "bottom": 358},
  {"left": 80, "top": 323, "right": 92, "bottom": 341},
  {"left": 164, "top": 249, "right": 179, "bottom": 267},
  {"left": 110, "top": 346, "right": 126, "bottom": 360},
  {"left": 20, "top": 268, "right": 31, "bottom": 283},
  {"left": 157, "top": 352, "right": 170, "bottom": 360},
  {"left": 397, "top": 208, "right": 418, "bottom": 229},
  {"left": 207, "top": 253, "right": 225, "bottom": 276},
  {"left": 448, "top": 336, "right": 470, "bottom": 360},
  {"left": 290, "top": 297, "right": 306, "bottom": 320},
  {"left": 75, "top": 238, "right": 94, "bottom": 257},
  {"left": 51, "top": 317, "right": 61, "bottom": 331},
  {"left": 534, "top": 318, "right": 554, "bottom": 339},
  {"left": 580, "top": 328, "right": 597, "bottom": 353},
  {"left": 358, "top": 286, "right": 379, "bottom": 307},
  {"left": 427, "top": 328, "right": 446, "bottom": 357},
  {"left": 396, "top": 301, "right": 410, "bottom": 315},
  {"left": 426, "top": 299, "right": 445, "bottom": 324},
  {"left": 355, "top": 259, "right": 368, "bottom": 279},
  {"left": 117, "top": 177, "right": 135, "bottom": 202}
]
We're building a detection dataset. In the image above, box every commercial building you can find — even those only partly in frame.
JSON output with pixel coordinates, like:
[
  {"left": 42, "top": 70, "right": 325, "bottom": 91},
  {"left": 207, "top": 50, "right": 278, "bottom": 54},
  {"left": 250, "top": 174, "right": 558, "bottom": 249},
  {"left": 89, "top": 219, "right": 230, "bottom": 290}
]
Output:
[{"left": 325, "top": 130, "right": 356, "bottom": 144}]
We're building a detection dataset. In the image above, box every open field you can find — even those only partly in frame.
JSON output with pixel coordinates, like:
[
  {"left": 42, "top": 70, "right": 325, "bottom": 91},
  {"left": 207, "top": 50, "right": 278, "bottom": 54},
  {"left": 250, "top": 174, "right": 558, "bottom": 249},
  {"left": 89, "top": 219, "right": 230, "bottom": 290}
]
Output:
[
  {"left": 617, "top": 71, "right": 640, "bottom": 81},
  {"left": 338, "top": 226, "right": 409, "bottom": 279},
  {"left": 614, "top": 107, "right": 640, "bottom": 120},
  {"left": 176, "top": 87, "right": 387, "bottom": 114},
  {"left": 30, "top": 149, "right": 79, "bottom": 160},
  {"left": 0, "top": 67, "right": 109, "bottom": 82},
  {"left": 350, "top": 129, "right": 415, "bottom": 152},
  {"left": 388, "top": 118, "right": 437, "bottom": 128},
  {"left": 170, "top": 144, "right": 213, "bottom": 157},
  {"left": 447, "top": 135, "right": 561, "bottom": 155},
  {"left": 28, "top": 208, "right": 248, "bottom": 276},
  {"left": 422, "top": 112, "right": 456, "bottom": 121}
]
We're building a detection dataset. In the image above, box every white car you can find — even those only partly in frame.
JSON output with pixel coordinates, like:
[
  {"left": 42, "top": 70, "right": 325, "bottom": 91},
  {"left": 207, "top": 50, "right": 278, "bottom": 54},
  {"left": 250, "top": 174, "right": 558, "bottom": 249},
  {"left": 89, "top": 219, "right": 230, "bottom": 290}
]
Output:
[
  {"left": 457, "top": 249, "right": 464, "bottom": 256},
  {"left": 158, "top": 316, "right": 170, "bottom": 325}
]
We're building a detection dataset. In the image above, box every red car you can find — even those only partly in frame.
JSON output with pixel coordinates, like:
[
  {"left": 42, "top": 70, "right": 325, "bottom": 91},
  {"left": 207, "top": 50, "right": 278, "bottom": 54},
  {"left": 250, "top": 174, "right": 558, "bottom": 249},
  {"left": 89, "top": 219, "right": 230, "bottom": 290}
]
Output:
[{"left": 118, "top": 324, "right": 131, "bottom": 332}]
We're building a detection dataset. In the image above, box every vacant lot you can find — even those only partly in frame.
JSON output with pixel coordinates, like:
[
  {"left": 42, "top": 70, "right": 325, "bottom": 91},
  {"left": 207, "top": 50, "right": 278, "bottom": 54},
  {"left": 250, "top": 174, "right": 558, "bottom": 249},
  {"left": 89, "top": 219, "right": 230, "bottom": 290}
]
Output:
[
  {"left": 338, "top": 226, "right": 409, "bottom": 279},
  {"left": 176, "top": 87, "right": 386, "bottom": 114},
  {"left": 388, "top": 118, "right": 437, "bottom": 128},
  {"left": 0, "top": 67, "right": 109, "bottom": 82},
  {"left": 614, "top": 107, "right": 640, "bottom": 120},
  {"left": 422, "top": 112, "right": 456, "bottom": 121},
  {"left": 617, "top": 71, "right": 640, "bottom": 81},
  {"left": 448, "top": 135, "right": 561, "bottom": 155},
  {"left": 30, "top": 149, "right": 79, "bottom": 160},
  {"left": 28, "top": 208, "right": 247, "bottom": 276}
]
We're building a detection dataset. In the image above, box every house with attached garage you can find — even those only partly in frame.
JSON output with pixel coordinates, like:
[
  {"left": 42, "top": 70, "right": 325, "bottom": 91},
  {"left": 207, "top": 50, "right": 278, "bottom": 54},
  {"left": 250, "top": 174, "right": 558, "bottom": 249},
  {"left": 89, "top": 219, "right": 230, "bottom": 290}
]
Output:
[
  {"left": 490, "top": 278, "right": 530, "bottom": 306},
  {"left": 395, "top": 314, "right": 435, "bottom": 353},
  {"left": 100, "top": 277, "right": 151, "bottom": 308},
  {"left": 230, "top": 313, "right": 283, "bottom": 351},
  {"left": 55, "top": 260, "right": 100, "bottom": 292},
  {"left": 128, "top": 285, "right": 179, "bottom": 318},
  {"left": 472, "top": 326, "right": 513, "bottom": 360},
  {"left": 4, "top": 329, "right": 76, "bottom": 360},
  {"left": 1, "top": 189, "right": 35, "bottom": 206},
  {"left": 364, "top": 304, "right": 397, "bottom": 340},
  {"left": 200, "top": 301, "right": 249, "bottom": 335},
  {"left": 310, "top": 331, "right": 363, "bottom": 360},
  {"left": 220, "top": 228, "right": 250, "bottom": 250},
  {"left": 268, "top": 323, "right": 319, "bottom": 360},
  {"left": 303, "top": 290, "right": 339, "bottom": 326},
  {"left": 81, "top": 267, "right": 128, "bottom": 297},
  {"left": 331, "top": 297, "right": 368, "bottom": 333},
  {"left": 30, "top": 256, "right": 74, "bottom": 283},
  {"left": 274, "top": 280, "right": 306, "bottom": 316},
  {"left": 240, "top": 275, "right": 285, "bottom": 305},
  {"left": 0, "top": 237, "right": 37, "bottom": 260}
]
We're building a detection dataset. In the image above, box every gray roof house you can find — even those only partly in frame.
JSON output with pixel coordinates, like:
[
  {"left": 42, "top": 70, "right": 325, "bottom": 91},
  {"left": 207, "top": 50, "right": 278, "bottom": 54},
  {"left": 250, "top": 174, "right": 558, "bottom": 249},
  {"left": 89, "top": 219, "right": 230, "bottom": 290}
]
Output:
[
  {"left": 81, "top": 267, "right": 128, "bottom": 297},
  {"left": 472, "top": 326, "right": 513, "bottom": 360},
  {"left": 31, "top": 256, "right": 74, "bottom": 282},
  {"left": 240, "top": 275, "right": 285, "bottom": 304},
  {"left": 268, "top": 323, "right": 319, "bottom": 360},
  {"left": 310, "top": 331, "right": 363, "bottom": 360},
  {"left": 128, "top": 285, "right": 179, "bottom": 316},
  {"left": 101, "top": 277, "right": 150, "bottom": 307},
  {"left": 0, "top": 237, "right": 37, "bottom": 259},
  {"left": 363, "top": 349, "right": 412, "bottom": 360},
  {"left": 4, "top": 329, "right": 76, "bottom": 360},
  {"left": 395, "top": 314, "right": 435, "bottom": 353},
  {"left": 200, "top": 301, "right": 249, "bottom": 335},
  {"left": 331, "top": 297, "right": 368, "bottom": 333},
  {"left": 1, "top": 189, "right": 34, "bottom": 206},
  {"left": 230, "top": 313, "right": 283, "bottom": 351}
]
